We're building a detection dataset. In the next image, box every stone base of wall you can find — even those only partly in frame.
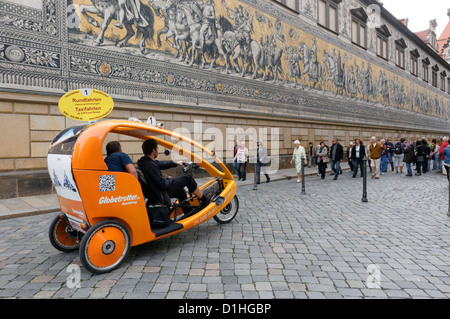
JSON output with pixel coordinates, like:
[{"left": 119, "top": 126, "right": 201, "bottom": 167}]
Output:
[{"left": 0, "top": 170, "right": 55, "bottom": 199}]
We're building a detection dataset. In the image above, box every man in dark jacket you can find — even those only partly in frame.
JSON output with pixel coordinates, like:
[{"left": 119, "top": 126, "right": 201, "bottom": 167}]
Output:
[
  {"left": 137, "top": 139, "right": 209, "bottom": 214},
  {"left": 330, "top": 137, "right": 344, "bottom": 180},
  {"left": 402, "top": 142, "right": 415, "bottom": 176},
  {"left": 351, "top": 138, "right": 366, "bottom": 178}
]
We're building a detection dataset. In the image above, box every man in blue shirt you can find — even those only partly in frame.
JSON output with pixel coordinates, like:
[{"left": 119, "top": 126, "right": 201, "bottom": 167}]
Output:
[{"left": 104, "top": 141, "right": 138, "bottom": 179}]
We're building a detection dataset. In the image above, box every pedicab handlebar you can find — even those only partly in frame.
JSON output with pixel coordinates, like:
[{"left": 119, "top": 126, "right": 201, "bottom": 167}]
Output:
[{"left": 182, "top": 161, "right": 200, "bottom": 174}]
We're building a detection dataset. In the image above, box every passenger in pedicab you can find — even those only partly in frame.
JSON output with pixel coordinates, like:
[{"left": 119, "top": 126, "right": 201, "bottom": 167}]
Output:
[
  {"left": 104, "top": 141, "right": 138, "bottom": 179},
  {"left": 137, "top": 139, "right": 210, "bottom": 217}
]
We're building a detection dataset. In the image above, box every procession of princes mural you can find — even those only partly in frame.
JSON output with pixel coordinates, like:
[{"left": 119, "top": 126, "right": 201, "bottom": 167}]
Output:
[{"left": 69, "top": 0, "right": 450, "bottom": 120}]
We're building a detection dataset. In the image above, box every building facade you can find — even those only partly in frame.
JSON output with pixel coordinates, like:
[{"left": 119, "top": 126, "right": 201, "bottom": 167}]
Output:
[{"left": 0, "top": 0, "right": 449, "bottom": 198}]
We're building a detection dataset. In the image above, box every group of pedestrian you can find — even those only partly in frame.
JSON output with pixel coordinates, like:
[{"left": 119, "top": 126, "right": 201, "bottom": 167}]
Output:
[
  {"left": 292, "top": 139, "right": 339, "bottom": 181},
  {"left": 401, "top": 136, "right": 450, "bottom": 179},
  {"left": 233, "top": 140, "right": 270, "bottom": 184},
  {"left": 231, "top": 135, "right": 450, "bottom": 185},
  {"left": 296, "top": 136, "right": 450, "bottom": 182}
]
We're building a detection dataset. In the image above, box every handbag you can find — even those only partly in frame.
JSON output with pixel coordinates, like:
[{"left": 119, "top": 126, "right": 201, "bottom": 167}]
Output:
[{"left": 416, "top": 155, "right": 424, "bottom": 162}]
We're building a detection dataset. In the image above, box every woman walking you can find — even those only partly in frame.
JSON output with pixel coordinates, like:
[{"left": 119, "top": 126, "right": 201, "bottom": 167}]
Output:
[
  {"left": 290, "top": 140, "right": 307, "bottom": 183},
  {"left": 316, "top": 141, "right": 329, "bottom": 180},
  {"left": 234, "top": 141, "right": 248, "bottom": 181}
]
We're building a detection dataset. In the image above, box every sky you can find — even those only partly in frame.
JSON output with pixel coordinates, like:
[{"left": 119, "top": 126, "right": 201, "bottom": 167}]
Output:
[{"left": 382, "top": 0, "right": 449, "bottom": 37}]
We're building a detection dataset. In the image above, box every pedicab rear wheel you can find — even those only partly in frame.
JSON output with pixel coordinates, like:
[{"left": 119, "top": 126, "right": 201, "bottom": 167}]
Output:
[
  {"left": 49, "top": 214, "right": 82, "bottom": 252},
  {"left": 79, "top": 220, "right": 130, "bottom": 274},
  {"left": 213, "top": 195, "right": 239, "bottom": 224}
]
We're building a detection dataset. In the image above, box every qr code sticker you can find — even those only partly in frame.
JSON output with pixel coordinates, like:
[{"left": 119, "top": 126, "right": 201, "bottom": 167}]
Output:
[{"left": 99, "top": 175, "right": 115, "bottom": 192}]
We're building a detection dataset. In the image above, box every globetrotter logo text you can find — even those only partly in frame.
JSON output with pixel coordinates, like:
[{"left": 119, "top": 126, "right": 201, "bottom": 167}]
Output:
[{"left": 99, "top": 195, "right": 140, "bottom": 205}]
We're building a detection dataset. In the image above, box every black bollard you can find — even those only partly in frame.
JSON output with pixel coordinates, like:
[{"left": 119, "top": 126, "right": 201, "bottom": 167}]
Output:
[
  {"left": 253, "top": 162, "right": 258, "bottom": 191},
  {"left": 301, "top": 156, "right": 306, "bottom": 195},
  {"left": 362, "top": 157, "right": 368, "bottom": 202}
]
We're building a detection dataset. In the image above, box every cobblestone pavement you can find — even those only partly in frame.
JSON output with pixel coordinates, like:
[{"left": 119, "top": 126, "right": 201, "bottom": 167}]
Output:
[{"left": 0, "top": 170, "right": 449, "bottom": 299}]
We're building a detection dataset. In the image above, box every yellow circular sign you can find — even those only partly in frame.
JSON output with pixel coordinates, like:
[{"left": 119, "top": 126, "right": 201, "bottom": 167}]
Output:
[{"left": 58, "top": 89, "right": 114, "bottom": 121}]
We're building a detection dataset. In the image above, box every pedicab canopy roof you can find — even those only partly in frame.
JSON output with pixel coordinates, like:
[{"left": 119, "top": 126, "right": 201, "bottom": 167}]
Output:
[{"left": 49, "top": 120, "right": 230, "bottom": 179}]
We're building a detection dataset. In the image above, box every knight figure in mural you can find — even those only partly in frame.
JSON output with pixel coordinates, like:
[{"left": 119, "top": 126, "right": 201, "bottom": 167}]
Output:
[
  {"left": 79, "top": 0, "right": 155, "bottom": 54},
  {"left": 198, "top": 0, "right": 217, "bottom": 49},
  {"left": 115, "top": 0, "right": 150, "bottom": 29},
  {"left": 222, "top": 0, "right": 252, "bottom": 60},
  {"left": 299, "top": 37, "right": 324, "bottom": 88}
]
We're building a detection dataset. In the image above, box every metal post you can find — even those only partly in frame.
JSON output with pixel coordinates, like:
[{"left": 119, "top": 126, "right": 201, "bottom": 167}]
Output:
[
  {"left": 253, "top": 162, "right": 258, "bottom": 191},
  {"left": 301, "top": 156, "right": 306, "bottom": 195},
  {"left": 362, "top": 157, "right": 368, "bottom": 202}
]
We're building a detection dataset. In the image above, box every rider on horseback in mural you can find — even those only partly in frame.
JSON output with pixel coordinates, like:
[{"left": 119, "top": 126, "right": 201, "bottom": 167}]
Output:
[
  {"left": 222, "top": 0, "right": 251, "bottom": 61},
  {"left": 115, "top": 0, "right": 150, "bottom": 29},
  {"left": 309, "top": 37, "right": 318, "bottom": 78},
  {"left": 197, "top": 0, "right": 217, "bottom": 49}
]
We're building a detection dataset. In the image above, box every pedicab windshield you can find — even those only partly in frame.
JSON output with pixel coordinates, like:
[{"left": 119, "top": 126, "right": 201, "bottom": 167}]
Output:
[{"left": 48, "top": 124, "right": 91, "bottom": 155}]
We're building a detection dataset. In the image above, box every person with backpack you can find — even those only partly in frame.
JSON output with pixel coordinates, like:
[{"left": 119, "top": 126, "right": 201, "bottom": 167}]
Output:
[
  {"left": 403, "top": 142, "right": 415, "bottom": 177},
  {"left": 393, "top": 138, "right": 406, "bottom": 174}
]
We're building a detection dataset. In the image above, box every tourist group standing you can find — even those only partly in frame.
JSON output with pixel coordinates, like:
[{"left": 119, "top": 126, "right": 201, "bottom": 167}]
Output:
[
  {"left": 232, "top": 136, "right": 450, "bottom": 184},
  {"left": 298, "top": 136, "right": 450, "bottom": 182}
]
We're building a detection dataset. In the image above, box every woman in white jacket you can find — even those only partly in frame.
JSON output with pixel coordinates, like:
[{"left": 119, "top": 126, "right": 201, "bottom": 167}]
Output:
[{"left": 234, "top": 141, "right": 248, "bottom": 181}]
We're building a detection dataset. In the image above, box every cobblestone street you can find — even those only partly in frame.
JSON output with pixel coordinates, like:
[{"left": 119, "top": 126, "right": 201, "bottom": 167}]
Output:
[{"left": 0, "top": 170, "right": 449, "bottom": 299}]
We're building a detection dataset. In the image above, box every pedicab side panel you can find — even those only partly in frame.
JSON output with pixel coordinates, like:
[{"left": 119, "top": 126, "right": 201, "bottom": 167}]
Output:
[
  {"left": 73, "top": 169, "right": 155, "bottom": 247},
  {"left": 48, "top": 153, "right": 88, "bottom": 232}
]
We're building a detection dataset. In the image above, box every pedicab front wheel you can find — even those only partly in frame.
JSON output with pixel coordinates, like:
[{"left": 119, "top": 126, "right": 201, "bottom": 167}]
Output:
[
  {"left": 213, "top": 195, "right": 239, "bottom": 224},
  {"left": 49, "top": 214, "right": 82, "bottom": 252},
  {"left": 79, "top": 220, "right": 130, "bottom": 274}
]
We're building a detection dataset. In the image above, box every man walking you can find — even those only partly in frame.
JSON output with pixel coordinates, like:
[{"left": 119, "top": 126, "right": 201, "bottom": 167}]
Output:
[
  {"left": 351, "top": 138, "right": 366, "bottom": 178},
  {"left": 369, "top": 136, "right": 383, "bottom": 179},
  {"left": 329, "top": 137, "right": 344, "bottom": 180},
  {"left": 347, "top": 142, "right": 354, "bottom": 173},
  {"left": 255, "top": 140, "right": 270, "bottom": 184}
]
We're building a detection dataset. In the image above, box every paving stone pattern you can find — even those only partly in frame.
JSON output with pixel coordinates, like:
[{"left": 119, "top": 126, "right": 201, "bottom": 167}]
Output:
[{"left": 0, "top": 171, "right": 449, "bottom": 299}]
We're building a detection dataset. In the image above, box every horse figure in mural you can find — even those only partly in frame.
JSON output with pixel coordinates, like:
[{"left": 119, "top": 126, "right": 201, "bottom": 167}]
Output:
[
  {"left": 150, "top": 0, "right": 182, "bottom": 57},
  {"left": 354, "top": 62, "right": 375, "bottom": 100},
  {"left": 376, "top": 70, "right": 390, "bottom": 105},
  {"left": 298, "top": 41, "right": 325, "bottom": 89},
  {"left": 79, "top": 0, "right": 155, "bottom": 54},
  {"left": 260, "top": 34, "right": 284, "bottom": 83},
  {"left": 323, "top": 48, "right": 345, "bottom": 94},
  {"left": 177, "top": 2, "right": 220, "bottom": 68}
]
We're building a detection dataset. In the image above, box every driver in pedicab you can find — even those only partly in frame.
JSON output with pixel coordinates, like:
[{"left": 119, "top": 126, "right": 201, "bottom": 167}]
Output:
[{"left": 137, "top": 139, "right": 210, "bottom": 216}]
